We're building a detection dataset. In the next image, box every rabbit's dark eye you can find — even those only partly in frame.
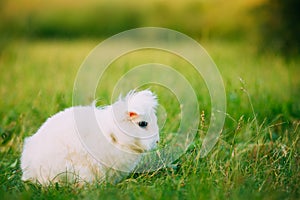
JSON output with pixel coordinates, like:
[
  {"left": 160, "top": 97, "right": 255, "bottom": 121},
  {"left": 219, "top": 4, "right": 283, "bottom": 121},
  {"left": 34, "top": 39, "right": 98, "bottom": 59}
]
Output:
[{"left": 138, "top": 121, "right": 148, "bottom": 128}]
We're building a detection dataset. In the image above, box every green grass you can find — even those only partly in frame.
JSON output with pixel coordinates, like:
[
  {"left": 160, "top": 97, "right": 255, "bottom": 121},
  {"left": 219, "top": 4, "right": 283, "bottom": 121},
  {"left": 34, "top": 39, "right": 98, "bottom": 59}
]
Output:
[
  {"left": 0, "top": 0, "right": 261, "bottom": 39},
  {"left": 0, "top": 39, "right": 299, "bottom": 199}
]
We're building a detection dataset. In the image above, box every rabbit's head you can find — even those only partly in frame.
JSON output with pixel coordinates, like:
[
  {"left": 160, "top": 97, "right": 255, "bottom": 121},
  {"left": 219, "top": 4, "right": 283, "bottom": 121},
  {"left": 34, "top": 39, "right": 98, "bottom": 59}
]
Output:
[{"left": 112, "top": 90, "right": 159, "bottom": 153}]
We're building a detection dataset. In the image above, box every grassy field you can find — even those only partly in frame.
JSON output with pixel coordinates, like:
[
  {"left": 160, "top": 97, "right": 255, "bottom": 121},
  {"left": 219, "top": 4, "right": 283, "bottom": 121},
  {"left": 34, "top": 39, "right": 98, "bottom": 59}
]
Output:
[{"left": 0, "top": 38, "right": 299, "bottom": 199}]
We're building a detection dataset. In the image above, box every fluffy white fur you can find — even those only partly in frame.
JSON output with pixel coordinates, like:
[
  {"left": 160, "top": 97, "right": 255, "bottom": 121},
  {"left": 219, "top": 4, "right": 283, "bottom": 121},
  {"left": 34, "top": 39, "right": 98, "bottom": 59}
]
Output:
[{"left": 21, "top": 90, "right": 159, "bottom": 185}]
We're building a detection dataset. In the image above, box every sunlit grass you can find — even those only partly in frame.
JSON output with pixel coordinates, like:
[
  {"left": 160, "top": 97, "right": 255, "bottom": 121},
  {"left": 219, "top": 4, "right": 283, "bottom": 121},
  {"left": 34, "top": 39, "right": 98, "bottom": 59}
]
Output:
[
  {"left": 0, "top": 39, "right": 299, "bottom": 199},
  {"left": 0, "top": 0, "right": 264, "bottom": 40}
]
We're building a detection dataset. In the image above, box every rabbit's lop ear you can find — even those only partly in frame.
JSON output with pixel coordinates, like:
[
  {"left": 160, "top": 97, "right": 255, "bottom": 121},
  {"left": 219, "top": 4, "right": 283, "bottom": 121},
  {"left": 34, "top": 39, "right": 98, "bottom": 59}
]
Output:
[{"left": 126, "top": 89, "right": 158, "bottom": 115}]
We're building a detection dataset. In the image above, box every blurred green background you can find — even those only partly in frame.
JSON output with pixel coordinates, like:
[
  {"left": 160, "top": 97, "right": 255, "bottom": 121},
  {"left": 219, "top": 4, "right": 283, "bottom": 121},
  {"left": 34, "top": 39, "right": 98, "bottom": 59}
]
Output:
[{"left": 0, "top": 0, "right": 299, "bottom": 55}]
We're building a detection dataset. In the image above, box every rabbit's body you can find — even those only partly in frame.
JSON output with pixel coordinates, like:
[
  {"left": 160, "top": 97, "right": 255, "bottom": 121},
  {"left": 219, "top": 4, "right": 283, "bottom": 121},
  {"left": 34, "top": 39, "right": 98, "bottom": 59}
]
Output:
[{"left": 21, "top": 90, "right": 159, "bottom": 185}]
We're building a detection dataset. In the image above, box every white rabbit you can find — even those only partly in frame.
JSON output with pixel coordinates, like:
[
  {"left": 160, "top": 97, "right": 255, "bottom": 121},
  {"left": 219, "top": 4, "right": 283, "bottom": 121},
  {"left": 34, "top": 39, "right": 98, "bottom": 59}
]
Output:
[{"left": 21, "top": 90, "right": 159, "bottom": 185}]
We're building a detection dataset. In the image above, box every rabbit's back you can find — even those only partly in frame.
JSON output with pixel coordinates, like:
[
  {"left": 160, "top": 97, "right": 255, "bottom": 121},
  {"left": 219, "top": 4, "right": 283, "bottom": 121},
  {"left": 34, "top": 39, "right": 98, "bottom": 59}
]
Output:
[{"left": 21, "top": 106, "right": 103, "bottom": 184}]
